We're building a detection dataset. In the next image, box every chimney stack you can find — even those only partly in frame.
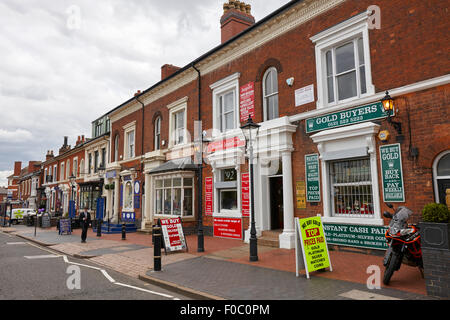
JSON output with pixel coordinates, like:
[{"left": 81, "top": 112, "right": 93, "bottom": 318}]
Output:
[
  {"left": 220, "top": 0, "right": 255, "bottom": 44},
  {"left": 59, "top": 136, "right": 71, "bottom": 155},
  {"left": 161, "top": 64, "right": 181, "bottom": 80},
  {"left": 14, "top": 161, "right": 22, "bottom": 176},
  {"left": 28, "top": 161, "right": 37, "bottom": 173},
  {"left": 46, "top": 150, "right": 54, "bottom": 161}
]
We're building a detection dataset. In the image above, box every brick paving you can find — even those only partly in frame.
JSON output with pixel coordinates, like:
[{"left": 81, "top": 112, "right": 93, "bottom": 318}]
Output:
[{"left": 2, "top": 224, "right": 434, "bottom": 300}]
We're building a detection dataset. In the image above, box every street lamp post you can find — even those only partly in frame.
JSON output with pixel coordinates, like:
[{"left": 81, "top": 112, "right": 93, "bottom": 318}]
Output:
[
  {"left": 195, "top": 126, "right": 211, "bottom": 253},
  {"left": 69, "top": 174, "right": 76, "bottom": 231},
  {"left": 240, "top": 115, "right": 260, "bottom": 262},
  {"left": 96, "top": 165, "right": 106, "bottom": 237}
]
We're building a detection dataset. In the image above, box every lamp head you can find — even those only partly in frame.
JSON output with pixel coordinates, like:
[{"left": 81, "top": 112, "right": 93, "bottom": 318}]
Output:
[
  {"left": 381, "top": 91, "right": 394, "bottom": 115},
  {"left": 240, "top": 115, "right": 260, "bottom": 142}
]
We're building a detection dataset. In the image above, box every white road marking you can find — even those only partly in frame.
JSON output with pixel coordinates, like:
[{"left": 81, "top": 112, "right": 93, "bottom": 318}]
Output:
[
  {"left": 24, "top": 254, "right": 60, "bottom": 259},
  {"left": 60, "top": 255, "right": 177, "bottom": 299},
  {"left": 13, "top": 236, "right": 178, "bottom": 300},
  {"left": 114, "top": 282, "right": 176, "bottom": 299},
  {"left": 101, "top": 269, "right": 116, "bottom": 283},
  {"left": 7, "top": 242, "right": 29, "bottom": 245},
  {"left": 339, "top": 289, "right": 401, "bottom": 300}
]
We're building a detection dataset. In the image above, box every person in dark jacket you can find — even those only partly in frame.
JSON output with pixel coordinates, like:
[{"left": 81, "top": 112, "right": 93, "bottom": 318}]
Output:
[{"left": 79, "top": 207, "right": 91, "bottom": 243}]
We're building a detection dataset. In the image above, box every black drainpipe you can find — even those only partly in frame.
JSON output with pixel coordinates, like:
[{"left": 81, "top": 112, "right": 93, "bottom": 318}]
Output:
[
  {"left": 192, "top": 64, "right": 204, "bottom": 252},
  {"left": 136, "top": 95, "right": 145, "bottom": 223}
]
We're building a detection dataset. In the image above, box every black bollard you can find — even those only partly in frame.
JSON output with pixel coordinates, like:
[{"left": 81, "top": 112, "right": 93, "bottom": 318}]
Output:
[
  {"left": 153, "top": 226, "right": 161, "bottom": 271},
  {"left": 97, "top": 219, "right": 102, "bottom": 237},
  {"left": 121, "top": 223, "right": 126, "bottom": 240}
]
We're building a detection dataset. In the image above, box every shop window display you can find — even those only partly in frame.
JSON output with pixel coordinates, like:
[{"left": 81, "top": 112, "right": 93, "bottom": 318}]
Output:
[{"left": 330, "top": 157, "right": 374, "bottom": 216}]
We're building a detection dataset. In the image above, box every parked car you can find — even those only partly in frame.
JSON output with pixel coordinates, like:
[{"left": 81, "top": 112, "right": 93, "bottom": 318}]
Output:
[{"left": 11, "top": 208, "right": 35, "bottom": 224}]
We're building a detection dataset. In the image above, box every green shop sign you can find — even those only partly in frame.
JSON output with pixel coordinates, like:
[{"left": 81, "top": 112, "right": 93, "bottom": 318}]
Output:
[
  {"left": 379, "top": 143, "right": 405, "bottom": 202},
  {"left": 306, "top": 102, "right": 392, "bottom": 133},
  {"left": 305, "top": 154, "right": 320, "bottom": 202},
  {"left": 323, "top": 223, "right": 388, "bottom": 250}
]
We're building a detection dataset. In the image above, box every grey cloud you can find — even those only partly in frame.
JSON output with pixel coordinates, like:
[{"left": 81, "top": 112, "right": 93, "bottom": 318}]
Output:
[{"left": 0, "top": 0, "right": 291, "bottom": 187}]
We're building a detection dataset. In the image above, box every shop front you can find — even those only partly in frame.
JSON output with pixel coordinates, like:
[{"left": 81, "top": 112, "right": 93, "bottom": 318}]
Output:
[
  {"left": 147, "top": 156, "right": 198, "bottom": 233},
  {"left": 203, "top": 116, "right": 298, "bottom": 248},
  {"left": 305, "top": 101, "right": 396, "bottom": 251},
  {"left": 79, "top": 181, "right": 102, "bottom": 220}
]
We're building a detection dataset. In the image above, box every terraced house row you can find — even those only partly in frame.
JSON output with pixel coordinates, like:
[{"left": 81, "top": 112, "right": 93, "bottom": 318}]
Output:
[{"left": 5, "top": 0, "right": 449, "bottom": 250}]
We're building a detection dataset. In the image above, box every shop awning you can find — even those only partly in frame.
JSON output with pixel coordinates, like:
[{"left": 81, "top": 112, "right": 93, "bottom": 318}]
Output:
[{"left": 149, "top": 157, "right": 198, "bottom": 175}]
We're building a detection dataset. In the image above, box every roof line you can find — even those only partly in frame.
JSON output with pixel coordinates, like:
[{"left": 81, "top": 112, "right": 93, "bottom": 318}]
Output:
[{"left": 98, "top": 0, "right": 303, "bottom": 119}]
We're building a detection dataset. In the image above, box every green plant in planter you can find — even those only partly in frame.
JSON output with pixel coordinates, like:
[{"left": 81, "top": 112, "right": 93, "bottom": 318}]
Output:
[
  {"left": 422, "top": 203, "right": 450, "bottom": 223},
  {"left": 109, "top": 183, "right": 115, "bottom": 190},
  {"left": 105, "top": 184, "right": 110, "bottom": 190}
]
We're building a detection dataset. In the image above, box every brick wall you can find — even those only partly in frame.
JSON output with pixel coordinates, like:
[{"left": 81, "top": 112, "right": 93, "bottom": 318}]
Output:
[
  {"left": 422, "top": 247, "right": 450, "bottom": 298},
  {"left": 108, "top": 0, "right": 449, "bottom": 231}
]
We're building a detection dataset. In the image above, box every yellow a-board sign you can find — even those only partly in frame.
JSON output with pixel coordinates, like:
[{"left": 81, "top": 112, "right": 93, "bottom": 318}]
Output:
[{"left": 295, "top": 216, "right": 332, "bottom": 279}]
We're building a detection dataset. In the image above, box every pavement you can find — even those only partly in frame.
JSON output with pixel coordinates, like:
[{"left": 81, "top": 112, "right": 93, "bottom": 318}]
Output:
[{"left": 0, "top": 224, "right": 438, "bottom": 300}]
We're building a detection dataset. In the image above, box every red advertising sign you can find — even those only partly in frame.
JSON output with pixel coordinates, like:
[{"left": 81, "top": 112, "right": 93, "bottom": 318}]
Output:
[
  {"left": 213, "top": 217, "right": 242, "bottom": 240},
  {"left": 207, "top": 136, "right": 245, "bottom": 153},
  {"left": 160, "top": 217, "right": 187, "bottom": 252},
  {"left": 240, "top": 82, "right": 255, "bottom": 122},
  {"left": 241, "top": 173, "right": 250, "bottom": 217},
  {"left": 205, "top": 177, "right": 213, "bottom": 216}
]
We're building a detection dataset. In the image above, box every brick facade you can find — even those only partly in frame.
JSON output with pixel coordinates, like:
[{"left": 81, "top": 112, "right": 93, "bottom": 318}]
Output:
[{"left": 8, "top": 0, "right": 449, "bottom": 246}]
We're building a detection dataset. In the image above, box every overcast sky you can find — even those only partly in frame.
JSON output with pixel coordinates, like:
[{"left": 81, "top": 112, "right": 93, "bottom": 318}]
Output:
[{"left": 0, "top": 0, "right": 290, "bottom": 186}]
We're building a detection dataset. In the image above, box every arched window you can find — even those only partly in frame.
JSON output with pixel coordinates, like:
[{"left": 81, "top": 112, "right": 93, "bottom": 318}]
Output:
[
  {"left": 263, "top": 67, "right": 279, "bottom": 121},
  {"left": 433, "top": 151, "right": 450, "bottom": 204},
  {"left": 154, "top": 116, "right": 161, "bottom": 150},
  {"left": 114, "top": 134, "right": 119, "bottom": 162}
]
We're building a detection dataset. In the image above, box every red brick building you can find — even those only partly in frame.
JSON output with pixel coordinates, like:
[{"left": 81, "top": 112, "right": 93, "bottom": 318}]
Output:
[
  {"left": 17, "top": 161, "right": 41, "bottom": 209},
  {"left": 41, "top": 136, "right": 87, "bottom": 216},
  {"left": 101, "top": 0, "right": 449, "bottom": 250}
]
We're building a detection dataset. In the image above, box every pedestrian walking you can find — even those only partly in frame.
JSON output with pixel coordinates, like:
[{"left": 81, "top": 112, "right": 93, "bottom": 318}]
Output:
[{"left": 79, "top": 207, "right": 91, "bottom": 243}]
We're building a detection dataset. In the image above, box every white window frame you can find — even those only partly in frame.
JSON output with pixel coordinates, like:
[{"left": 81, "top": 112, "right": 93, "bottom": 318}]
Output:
[
  {"left": 60, "top": 163, "right": 64, "bottom": 182},
  {"left": 433, "top": 150, "right": 450, "bottom": 204},
  {"left": 66, "top": 160, "right": 70, "bottom": 180},
  {"left": 123, "top": 121, "right": 136, "bottom": 160},
  {"left": 73, "top": 157, "right": 78, "bottom": 177},
  {"left": 154, "top": 116, "right": 161, "bottom": 150},
  {"left": 262, "top": 67, "right": 279, "bottom": 121},
  {"left": 210, "top": 72, "right": 240, "bottom": 137},
  {"left": 167, "top": 97, "right": 188, "bottom": 148},
  {"left": 311, "top": 11, "right": 375, "bottom": 109},
  {"left": 114, "top": 134, "right": 119, "bottom": 161},
  {"left": 310, "top": 122, "right": 383, "bottom": 226},
  {"left": 329, "top": 157, "right": 374, "bottom": 217},
  {"left": 80, "top": 159, "right": 84, "bottom": 176},
  {"left": 213, "top": 167, "right": 241, "bottom": 218},
  {"left": 153, "top": 173, "right": 195, "bottom": 218}
]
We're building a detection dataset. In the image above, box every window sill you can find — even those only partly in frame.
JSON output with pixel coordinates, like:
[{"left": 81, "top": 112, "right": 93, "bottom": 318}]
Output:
[
  {"left": 321, "top": 216, "right": 384, "bottom": 226},
  {"left": 213, "top": 211, "right": 241, "bottom": 218}
]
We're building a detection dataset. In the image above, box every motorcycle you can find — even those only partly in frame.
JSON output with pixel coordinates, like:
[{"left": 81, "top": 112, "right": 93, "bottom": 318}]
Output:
[{"left": 382, "top": 203, "right": 423, "bottom": 285}]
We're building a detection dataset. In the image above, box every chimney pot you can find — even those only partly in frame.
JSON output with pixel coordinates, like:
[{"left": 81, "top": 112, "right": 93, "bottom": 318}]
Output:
[{"left": 220, "top": 1, "right": 255, "bottom": 43}]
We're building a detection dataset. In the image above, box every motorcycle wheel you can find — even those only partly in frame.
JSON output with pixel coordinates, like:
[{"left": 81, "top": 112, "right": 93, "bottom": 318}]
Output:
[{"left": 383, "top": 252, "right": 401, "bottom": 285}]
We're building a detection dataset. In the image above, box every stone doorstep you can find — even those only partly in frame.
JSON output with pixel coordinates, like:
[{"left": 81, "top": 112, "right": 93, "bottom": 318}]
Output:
[{"left": 258, "top": 229, "right": 282, "bottom": 248}]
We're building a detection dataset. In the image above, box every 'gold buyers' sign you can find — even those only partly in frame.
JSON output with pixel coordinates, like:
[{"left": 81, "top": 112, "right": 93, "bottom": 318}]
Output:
[{"left": 295, "top": 216, "right": 332, "bottom": 279}]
